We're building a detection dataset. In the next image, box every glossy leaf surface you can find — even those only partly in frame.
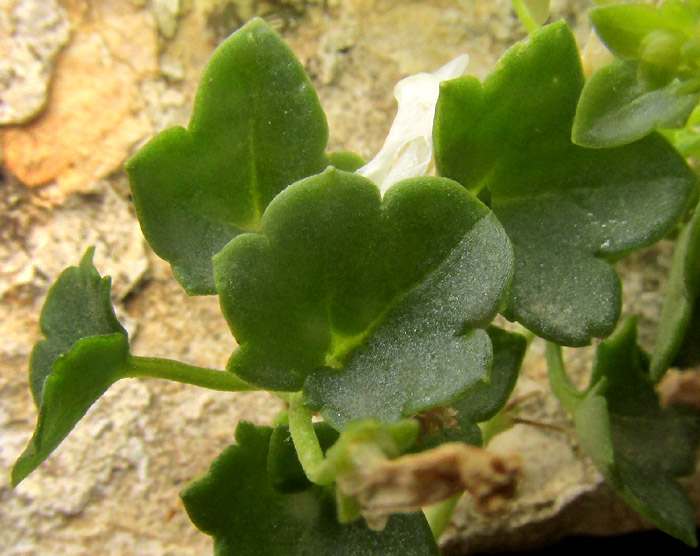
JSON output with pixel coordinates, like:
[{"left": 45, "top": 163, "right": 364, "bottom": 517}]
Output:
[
  {"left": 652, "top": 201, "right": 700, "bottom": 380},
  {"left": 435, "top": 22, "right": 696, "bottom": 346},
  {"left": 127, "top": 18, "right": 329, "bottom": 294},
  {"left": 573, "top": 60, "right": 700, "bottom": 148},
  {"left": 181, "top": 422, "right": 440, "bottom": 556},
  {"left": 554, "top": 319, "right": 700, "bottom": 546},
  {"left": 215, "top": 168, "right": 513, "bottom": 417},
  {"left": 13, "top": 250, "right": 129, "bottom": 486}
]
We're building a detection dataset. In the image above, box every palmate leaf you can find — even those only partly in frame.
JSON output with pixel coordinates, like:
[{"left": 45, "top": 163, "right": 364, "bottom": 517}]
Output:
[
  {"left": 573, "top": 60, "right": 700, "bottom": 148},
  {"left": 549, "top": 319, "right": 700, "bottom": 547},
  {"left": 415, "top": 326, "right": 526, "bottom": 450},
  {"left": 13, "top": 249, "right": 129, "bottom": 486},
  {"left": 651, "top": 200, "right": 700, "bottom": 380},
  {"left": 214, "top": 169, "right": 513, "bottom": 427},
  {"left": 181, "top": 422, "right": 440, "bottom": 556},
  {"left": 126, "top": 18, "right": 329, "bottom": 295},
  {"left": 435, "top": 21, "right": 696, "bottom": 346}
]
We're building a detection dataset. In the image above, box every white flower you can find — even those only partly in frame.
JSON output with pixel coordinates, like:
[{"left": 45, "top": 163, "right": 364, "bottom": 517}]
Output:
[{"left": 356, "top": 53, "right": 470, "bottom": 195}]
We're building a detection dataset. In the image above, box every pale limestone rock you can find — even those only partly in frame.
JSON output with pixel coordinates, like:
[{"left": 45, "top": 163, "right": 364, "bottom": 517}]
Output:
[{"left": 0, "top": 0, "right": 71, "bottom": 125}]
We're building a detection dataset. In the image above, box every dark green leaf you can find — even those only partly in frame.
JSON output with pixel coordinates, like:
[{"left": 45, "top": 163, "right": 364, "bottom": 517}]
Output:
[
  {"left": 215, "top": 168, "right": 512, "bottom": 426},
  {"left": 435, "top": 21, "right": 696, "bottom": 346},
  {"left": 416, "top": 326, "right": 526, "bottom": 450},
  {"left": 560, "top": 319, "right": 700, "bottom": 547},
  {"left": 573, "top": 60, "right": 700, "bottom": 148},
  {"left": 181, "top": 422, "right": 440, "bottom": 556},
  {"left": 590, "top": 5, "right": 668, "bottom": 60},
  {"left": 268, "top": 423, "right": 339, "bottom": 493},
  {"left": 651, "top": 201, "right": 700, "bottom": 380},
  {"left": 13, "top": 249, "right": 130, "bottom": 485},
  {"left": 126, "top": 18, "right": 329, "bottom": 295}
]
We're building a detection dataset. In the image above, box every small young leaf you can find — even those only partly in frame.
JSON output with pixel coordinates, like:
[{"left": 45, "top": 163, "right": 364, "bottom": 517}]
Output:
[
  {"left": 328, "top": 151, "right": 366, "bottom": 172},
  {"left": 651, "top": 201, "right": 700, "bottom": 380},
  {"left": 215, "top": 168, "right": 512, "bottom": 426},
  {"left": 13, "top": 249, "right": 130, "bottom": 486},
  {"left": 127, "top": 18, "right": 329, "bottom": 295},
  {"left": 415, "top": 326, "right": 526, "bottom": 450},
  {"left": 551, "top": 319, "right": 700, "bottom": 547},
  {"left": 590, "top": 5, "right": 667, "bottom": 60},
  {"left": 181, "top": 422, "right": 440, "bottom": 556},
  {"left": 435, "top": 22, "right": 696, "bottom": 346},
  {"left": 573, "top": 60, "right": 700, "bottom": 148}
]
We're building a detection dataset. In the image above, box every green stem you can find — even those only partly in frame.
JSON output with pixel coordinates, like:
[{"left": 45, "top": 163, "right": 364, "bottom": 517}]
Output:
[
  {"left": 424, "top": 494, "right": 462, "bottom": 540},
  {"left": 126, "top": 356, "right": 258, "bottom": 392},
  {"left": 545, "top": 343, "right": 583, "bottom": 414},
  {"left": 511, "top": 0, "right": 540, "bottom": 33},
  {"left": 288, "top": 392, "right": 334, "bottom": 485}
]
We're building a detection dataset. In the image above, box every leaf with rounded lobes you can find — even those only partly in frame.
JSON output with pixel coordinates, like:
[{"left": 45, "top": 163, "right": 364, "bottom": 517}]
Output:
[
  {"left": 181, "top": 422, "right": 440, "bottom": 556},
  {"left": 415, "top": 326, "right": 526, "bottom": 450},
  {"left": 560, "top": 319, "right": 700, "bottom": 547},
  {"left": 651, "top": 201, "right": 700, "bottom": 380},
  {"left": 214, "top": 169, "right": 513, "bottom": 423},
  {"left": 573, "top": 60, "right": 700, "bottom": 148},
  {"left": 435, "top": 21, "right": 696, "bottom": 346},
  {"left": 13, "top": 249, "right": 130, "bottom": 486},
  {"left": 126, "top": 18, "right": 329, "bottom": 295}
]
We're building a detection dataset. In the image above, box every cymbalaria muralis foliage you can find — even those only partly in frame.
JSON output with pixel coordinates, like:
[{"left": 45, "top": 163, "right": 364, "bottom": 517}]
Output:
[{"left": 12, "top": 2, "right": 700, "bottom": 552}]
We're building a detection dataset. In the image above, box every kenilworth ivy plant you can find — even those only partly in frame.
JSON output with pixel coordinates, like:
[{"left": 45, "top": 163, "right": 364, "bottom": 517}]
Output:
[{"left": 12, "top": 2, "right": 700, "bottom": 553}]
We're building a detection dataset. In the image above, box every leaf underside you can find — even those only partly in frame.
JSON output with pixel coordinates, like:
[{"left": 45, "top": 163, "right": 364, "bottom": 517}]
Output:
[
  {"left": 574, "top": 319, "right": 700, "bottom": 547},
  {"left": 127, "top": 18, "right": 329, "bottom": 294},
  {"left": 181, "top": 422, "right": 440, "bottom": 556},
  {"left": 214, "top": 168, "right": 513, "bottom": 428},
  {"left": 435, "top": 21, "right": 696, "bottom": 346}
]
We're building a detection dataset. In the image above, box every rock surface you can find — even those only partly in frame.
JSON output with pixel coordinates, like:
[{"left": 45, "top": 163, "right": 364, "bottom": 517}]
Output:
[{"left": 1, "top": 1, "right": 697, "bottom": 555}]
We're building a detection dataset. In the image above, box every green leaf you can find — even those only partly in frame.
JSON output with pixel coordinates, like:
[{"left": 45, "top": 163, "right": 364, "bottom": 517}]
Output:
[
  {"left": 126, "top": 18, "right": 329, "bottom": 295},
  {"left": 651, "top": 201, "right": 700, "bottom": 380},
  {"left": 13, "top": 249, "right": 130, "bottom": 486},
  {"left": 328, "top": 151, "right": 366, "bottom": 172},
  {"left": 590, "top": 5, "right": 668, "bottom": 60},
  {"left": 215, "top": 168, "right": 512, "bottom": 419},
  {"left": 553, "top": 319, "right": 700, "bottom": 547},
  {"left": 573, "top": 60, "right": 700, "bottom": 148},
  {"left": 268, "top": 422, "right": 339, "bottom": 493},
  {"left": 416, "top": 326, "right": 526, "bottom": 450},
  {"left": 181, "top": 422, "right": 440, "bottom": 556},
  {"left": 435, "top": 21, "right": 696, "bottom": 346},
  {"left": 522, "top": 0, "right": 549, "bottom": 25}
]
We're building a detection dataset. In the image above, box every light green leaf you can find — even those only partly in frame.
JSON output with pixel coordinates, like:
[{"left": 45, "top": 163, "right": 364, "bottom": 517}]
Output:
[
  {"left": 435, "top": 22, "right": 696, "bottom": 346},
  {"left": 573, "top": 60, "right": 700, "bottom": 148},
  {"left": 127, "top": 18, "right": 329, "bottom": 294},
  {"left": 590, "top": 5, "right": 668, "bottom": 60}
]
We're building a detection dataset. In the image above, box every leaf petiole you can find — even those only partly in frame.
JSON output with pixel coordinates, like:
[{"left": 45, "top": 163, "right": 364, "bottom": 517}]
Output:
[
  {"left": 288, "top": 392, "right": 335, "bottom": 485},
  {"left": 545, "top": 343, "right": 585, "bottom": 414},
  {"left": 126, "top": 356, "right": 258, "bottom": 392},
  {"left": 424, "top": 493, "right": 462, "bottom": 540}
]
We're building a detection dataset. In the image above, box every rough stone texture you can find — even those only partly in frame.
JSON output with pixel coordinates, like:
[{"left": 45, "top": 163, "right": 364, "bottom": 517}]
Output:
[
  {"left": 1, "top": 0, "right": 698, "bottom": 554},
  {"left": 0, "top": 0, "right": 72, "bottom": 125}
]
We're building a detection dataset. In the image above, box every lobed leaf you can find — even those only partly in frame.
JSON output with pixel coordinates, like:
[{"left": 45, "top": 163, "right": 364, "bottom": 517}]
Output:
[
  {"left": 13, "top": 249, "right": 130, "bottom": 486},
  {"left": 435, "top": 21, "right": 696, "bottom": 346},
  {"left": 553, "top": 319, "right": 700, "bottom": 547},
  {"left": 414, "top": 326, "right": 526, "bottom": 450},
  {"left": 181, "top": 421, "right": 440, "bottom": 556},
  {"left": 214, "top": 168, "right": 513, "bottom": 427},
  {"left": 651, "top": 200, "right": 700, "bottom": 380},
  {"left": 573, "top": 60, "right": 700, "bottom": 148},
  {"left": 127, "top": 18, "right": 329, "bottom": 294}
]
